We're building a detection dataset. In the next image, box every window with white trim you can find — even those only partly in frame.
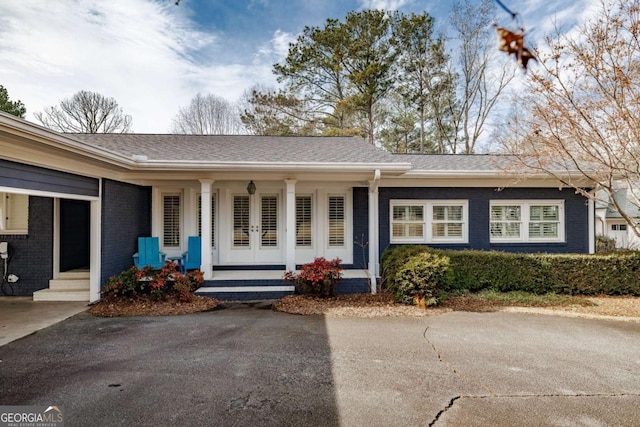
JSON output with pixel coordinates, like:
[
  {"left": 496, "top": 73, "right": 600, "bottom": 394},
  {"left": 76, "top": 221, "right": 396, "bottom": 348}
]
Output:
[
  {"left": 0, "top": 192, "right": 29, "bottom": 234},
  {"left": 328, "top": 195, "right": 345, "bottom": 247},
  {"left": 162, "top": 194, "right": 181, "bottom": 247},
  {"left": 612, "top": 224, "right": 628, "bottom": 231},
  {"left": 490, "top": 200, "right": 564, "bottom": 243},
  {"left": 197, "top": 194, "right": 216, "bottom": 248},
  {"left": 296, "top": 195, "right": 312, "bottom": 247},
  {"left": 390, "top": 200, "right": 468, "bottom": 244}
]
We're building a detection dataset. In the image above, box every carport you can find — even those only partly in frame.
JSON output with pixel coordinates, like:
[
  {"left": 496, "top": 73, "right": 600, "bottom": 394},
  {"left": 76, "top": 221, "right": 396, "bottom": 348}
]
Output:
[{"left": 0, "top": 119, "right": 102, "bottom": 302}]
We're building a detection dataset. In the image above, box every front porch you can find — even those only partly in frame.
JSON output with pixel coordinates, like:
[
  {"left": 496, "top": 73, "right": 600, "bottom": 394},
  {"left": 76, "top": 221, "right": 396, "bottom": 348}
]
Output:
[{"left": 196, "top": 269, "right": 371, "bottom": 301}]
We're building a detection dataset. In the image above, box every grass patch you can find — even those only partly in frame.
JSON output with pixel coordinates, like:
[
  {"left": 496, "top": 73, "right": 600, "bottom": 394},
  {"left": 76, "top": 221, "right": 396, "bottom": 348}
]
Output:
[{"left": 477, "top": 290, "right": 596, "bottom": 307}]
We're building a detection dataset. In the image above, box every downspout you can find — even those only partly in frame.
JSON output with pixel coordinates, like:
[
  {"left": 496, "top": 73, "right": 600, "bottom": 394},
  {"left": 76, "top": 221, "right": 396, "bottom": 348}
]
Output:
[
  {"left": 368, "top": 169, "right": 381, "bottom": 294},
  {"left": 588, "top": 189, "right": 596, "bottom": 254}
]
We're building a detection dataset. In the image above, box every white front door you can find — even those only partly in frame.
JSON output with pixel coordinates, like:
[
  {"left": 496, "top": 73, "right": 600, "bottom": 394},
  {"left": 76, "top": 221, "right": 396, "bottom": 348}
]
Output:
[{"left": 227, "top": 193, "right": 283, "bottom": 264}]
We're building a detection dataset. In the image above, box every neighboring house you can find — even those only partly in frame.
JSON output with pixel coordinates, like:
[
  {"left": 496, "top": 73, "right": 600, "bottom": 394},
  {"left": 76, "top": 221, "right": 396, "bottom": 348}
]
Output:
[
  {"left": 0, "top": 112, "right": 596, "bottom": 302},
  {"left": 595, "top": 188, "right": 640, "bottom": 249}
]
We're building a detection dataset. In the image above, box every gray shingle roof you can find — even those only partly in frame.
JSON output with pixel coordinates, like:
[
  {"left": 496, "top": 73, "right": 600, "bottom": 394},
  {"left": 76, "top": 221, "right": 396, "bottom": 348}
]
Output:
[
  {"left": 68, "top": 134, "right": 404, "bottom": 164},
  {"left": 392, "top": 154, "right": 519, "bottom": 171},
  {"left": 596, "top": 188, "right": 640, "bottom": 218}
]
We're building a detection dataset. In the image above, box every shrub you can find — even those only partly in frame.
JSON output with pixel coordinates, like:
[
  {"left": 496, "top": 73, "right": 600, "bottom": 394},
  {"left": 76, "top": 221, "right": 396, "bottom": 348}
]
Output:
[
  {"left": 103, "top": 266, "right": 142, "bottom": 298},
  {"left": 284, "top": 257, "right": 343, "bottom": 298},
  {"left": 392, "top": 252, "right": 451, "bottom": 306},
  {"left": 596, "top": 235, "right": 617, "bottom": 253},
  {"left": 103, "top": 261, "right": 205, "bottom": 301},
  {"left": 380, "top": 246, "right": 640, "bottom": 297},
  {"left": 379, "top": 245, "right": 427, "bottom": 291}
]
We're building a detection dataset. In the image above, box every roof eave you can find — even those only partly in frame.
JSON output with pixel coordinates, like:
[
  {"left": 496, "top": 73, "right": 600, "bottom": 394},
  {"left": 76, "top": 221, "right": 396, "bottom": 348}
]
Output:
[
  {"left": 404, "top": 170, "right": 597, "bottom": 182},
  {"left": 126, "top": 160, "right": 412, "bottom": 173}
]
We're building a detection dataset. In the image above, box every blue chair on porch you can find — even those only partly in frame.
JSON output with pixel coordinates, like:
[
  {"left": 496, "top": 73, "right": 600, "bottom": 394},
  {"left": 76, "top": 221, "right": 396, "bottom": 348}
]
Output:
[
  {"left": 180, "top": 236, "right": 201, "bottom": 273},
  {"left": 133, "top": 237, "right": 166, "bottom": 269}
]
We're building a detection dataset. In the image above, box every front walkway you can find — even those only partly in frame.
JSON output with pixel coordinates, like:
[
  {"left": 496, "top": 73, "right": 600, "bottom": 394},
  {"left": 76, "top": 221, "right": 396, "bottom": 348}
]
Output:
[{"left": 0, "top": 297, "right": 87, "bottom": 346}]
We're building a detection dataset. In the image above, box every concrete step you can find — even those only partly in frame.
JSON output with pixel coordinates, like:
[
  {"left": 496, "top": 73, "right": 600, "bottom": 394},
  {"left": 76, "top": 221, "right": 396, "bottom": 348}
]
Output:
[
  {"left": 58, "top": 271, "right": 90, "bottom": 280},
  {"left": 49, "top": 279, "right": 90, "bottom": 291},
  {"left": 33, "top": 288, "right": 90, "bottom": 302}
]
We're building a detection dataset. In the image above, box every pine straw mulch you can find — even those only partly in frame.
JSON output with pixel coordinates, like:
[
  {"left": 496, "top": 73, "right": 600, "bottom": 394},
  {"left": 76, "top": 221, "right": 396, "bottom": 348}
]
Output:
[
  {"left": 274, "top": 293, "right": 449, "bottom": 317},
  {"left": 88, "top": 292, "right": 640, "bottom": 322},
  {"left": 88, "top": 294, "right": 220, "bottom": 317}
]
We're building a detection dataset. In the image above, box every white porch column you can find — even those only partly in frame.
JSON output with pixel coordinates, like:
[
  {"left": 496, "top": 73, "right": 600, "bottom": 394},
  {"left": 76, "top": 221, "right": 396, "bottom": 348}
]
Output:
[
  {"left": 285, "top": 179, "right": 297, "bottom": 271},
  {"left": 368, "top": 170, "right": 381, "bottom": 294},
  {"left": 200, "top": 179, "right": 214, "bottom": 279},
  {"left": 89, "top": 197, "right": 102, "bottom": 302}
]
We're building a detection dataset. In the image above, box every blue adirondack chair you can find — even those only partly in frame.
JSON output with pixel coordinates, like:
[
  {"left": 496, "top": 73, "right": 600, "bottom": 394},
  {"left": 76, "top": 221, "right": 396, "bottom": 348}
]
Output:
[
  {"left": 133, "top": 237, "right": 166, "bottom": 269},
  {"left": 181, "top": 236, "right": 201, "bottom": 273}
]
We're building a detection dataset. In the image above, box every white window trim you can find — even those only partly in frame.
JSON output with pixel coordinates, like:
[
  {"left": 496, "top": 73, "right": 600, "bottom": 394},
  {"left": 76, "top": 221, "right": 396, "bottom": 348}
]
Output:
[
  {"left": 390, "top": 200, "right": 468, "bottom": 244},
  {"left": 490, "top": 200, "right": 565, "bottom": 243}
]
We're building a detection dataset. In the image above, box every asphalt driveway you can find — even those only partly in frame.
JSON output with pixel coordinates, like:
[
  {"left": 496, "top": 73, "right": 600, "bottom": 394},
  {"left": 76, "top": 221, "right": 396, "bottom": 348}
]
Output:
[{"left": 0, "top": 305, "right": 638, "bottom": 426}]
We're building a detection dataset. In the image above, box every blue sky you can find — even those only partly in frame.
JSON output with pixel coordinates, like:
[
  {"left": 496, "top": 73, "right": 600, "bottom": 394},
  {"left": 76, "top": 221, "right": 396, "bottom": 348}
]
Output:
[{"left": 0, "top": 0, "right": 596, "bottom": 133}]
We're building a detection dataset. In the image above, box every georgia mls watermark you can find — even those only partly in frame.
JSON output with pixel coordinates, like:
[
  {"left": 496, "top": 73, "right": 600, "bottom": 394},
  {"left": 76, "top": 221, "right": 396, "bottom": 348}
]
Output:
[{"left": 0, "top": 406, "right": 63, "bottom": 427}]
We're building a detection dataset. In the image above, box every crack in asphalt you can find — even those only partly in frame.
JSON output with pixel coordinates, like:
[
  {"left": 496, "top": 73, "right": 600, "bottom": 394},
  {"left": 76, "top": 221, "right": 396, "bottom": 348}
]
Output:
[
  {"left": 422, "top": 326, "right": 640, "bottom": 426},
  {"left": 429, "top": 393, "right": 640, "bottom": 426},
  {"left": 428, "top": 396, "right": 460, "bottom": 427},
  {"left": 423, "top": 326, "right": 495, "bottom": 396}
]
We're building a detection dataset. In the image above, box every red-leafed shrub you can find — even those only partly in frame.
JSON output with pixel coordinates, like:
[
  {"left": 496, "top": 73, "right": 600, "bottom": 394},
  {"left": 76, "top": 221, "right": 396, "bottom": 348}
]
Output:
[
  {"left": 103, "top": 261, "right": 204, "bottom": 302},
  {"left": 284, "top": 257, "right": 343, "bottom": 298}
]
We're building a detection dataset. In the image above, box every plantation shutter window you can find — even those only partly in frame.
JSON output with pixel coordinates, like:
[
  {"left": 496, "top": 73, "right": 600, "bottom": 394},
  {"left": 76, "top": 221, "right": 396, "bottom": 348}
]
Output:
[
  {"left": 260, "top": 195, "right": 278, "bottom": 248},
  {"left": 431, "top": 205, "right": 465, "bottom": 239},
  {"left": 529, "top": 205, "right": 560, "bottom": 238},
  {"left": 197, "top": 194, "right": 216, "bottom": 248},
  {"left": 490, "top": 201, "right": 564, "bottom": 243},
  {"left": 162, "top": 194, "right": 181, "bottom": 247},
  {"left": 328, "top": 195, "right": 345, "bottom": 247},
  {"left": 0, "top": 193, "right": 29, "bottom": 234},
  {"left": 233, "top": 195, "right": 250, "bottom": 247},
  {"left": 490, "top": 205, "right": 521, "bottom": 239},
  {"left": 296, "top": 195, "right": 312, "bottom": 247},
  {"left": 391, "top": 205, "right": 424, "bottom": 240},
  {"left": 390, "top": 200, "right": 468, "bottom": 244}
]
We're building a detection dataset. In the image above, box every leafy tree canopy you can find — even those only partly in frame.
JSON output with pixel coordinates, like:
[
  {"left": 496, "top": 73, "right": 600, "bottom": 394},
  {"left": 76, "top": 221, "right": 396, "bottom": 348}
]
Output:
[{"left": 0, "top": 85, "right": 26, "bottom": 118}]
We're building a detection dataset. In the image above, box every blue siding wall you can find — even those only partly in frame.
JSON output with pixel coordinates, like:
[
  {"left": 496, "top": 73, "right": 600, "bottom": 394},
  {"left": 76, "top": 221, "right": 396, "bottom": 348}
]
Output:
[
  {"left": 0, "top": 197, "right": 53, "bottom": 296},
  {"left": 0, "top": 159, "right": 99, "bottom": 197},
  {"left": 377, "top": 187, "right": 590, "bottom": 255},
  {"left": 100, "top": 179, "right": 151, "bottom": 286},
  {"left": 352, "top": 187, "right": 369, "bottom": 269}
]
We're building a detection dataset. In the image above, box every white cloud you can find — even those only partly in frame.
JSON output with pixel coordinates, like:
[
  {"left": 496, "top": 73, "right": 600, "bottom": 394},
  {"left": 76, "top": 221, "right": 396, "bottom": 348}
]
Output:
[
  {"left": 358, "top": 0, "right": 413, "bottom": 11},
  {"left": 0, "top": 0, "right": 268, "bottom": 132}
]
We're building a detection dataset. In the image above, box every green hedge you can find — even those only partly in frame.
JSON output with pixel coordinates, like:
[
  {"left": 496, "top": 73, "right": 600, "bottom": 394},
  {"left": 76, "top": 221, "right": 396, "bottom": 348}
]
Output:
[{"left": 381, "top": 246, "right": 640, "bottom": 296}]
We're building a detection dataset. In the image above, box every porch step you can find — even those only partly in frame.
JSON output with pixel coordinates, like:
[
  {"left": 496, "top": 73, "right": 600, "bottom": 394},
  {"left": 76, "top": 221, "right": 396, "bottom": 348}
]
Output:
[
  {"left": 197, "top": 280, "right": 295, "bottom": 301},
  {"left": 49, "top": 279, "right": 90, "bottom": 291},
  {"left": 195, "top": 270, "right": 371, "bottom": 301},
  {"left": 33, "top": 272, "right": 90, "bottom": 302},
  {"left": 33, "top": 288, "right": 90, "bottom": 302},
  {"left": 57, "top": 270, "right": 90, "bottom": 280}
]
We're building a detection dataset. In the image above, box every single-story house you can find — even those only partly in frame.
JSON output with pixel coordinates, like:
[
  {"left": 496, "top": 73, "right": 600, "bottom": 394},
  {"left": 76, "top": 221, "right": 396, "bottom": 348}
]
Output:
[
  {"left": 595, "top": 188, "right": 640, "bottom": 249},
  {"left": 0, "top": 111, "right": 596, "bottom": 302}
]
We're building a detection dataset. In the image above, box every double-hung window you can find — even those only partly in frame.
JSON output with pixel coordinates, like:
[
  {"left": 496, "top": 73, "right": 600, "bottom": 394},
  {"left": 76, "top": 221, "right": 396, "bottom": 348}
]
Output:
[
  {"left": 390, "top": 200, "right": 468, "bottom": 244},
  {"left": 0, "top": 192, "right": 29, "bottom": 235},
  {"left": 490, "top": 200, "right": 564, "bottom": 243}
]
